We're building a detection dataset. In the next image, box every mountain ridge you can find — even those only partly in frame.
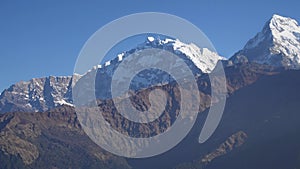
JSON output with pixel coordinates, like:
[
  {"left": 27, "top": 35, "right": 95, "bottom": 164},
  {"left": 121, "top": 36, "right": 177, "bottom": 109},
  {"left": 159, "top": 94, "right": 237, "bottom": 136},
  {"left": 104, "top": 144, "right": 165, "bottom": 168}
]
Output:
[
  {"left": 3, "top": 14, "right": 300, "bottom": 114},
  {"left": 0, "top": 37, "right": 224, "bottom": 114}
]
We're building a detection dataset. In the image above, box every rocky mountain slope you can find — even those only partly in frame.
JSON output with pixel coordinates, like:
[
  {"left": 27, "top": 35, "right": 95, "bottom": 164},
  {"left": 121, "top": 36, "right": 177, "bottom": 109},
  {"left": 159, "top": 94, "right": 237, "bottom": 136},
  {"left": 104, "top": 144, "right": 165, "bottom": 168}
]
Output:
[
  {"left": 0, "top": 60, "right": 278, "bottom": 169},
  {"left": 174, "top": 69, "right": 300, "bottom": 169},
  {"left": 0, "top": 106, "right": 130, "bottom": 169},
  {"left": 0, "top": 62, "right": 297, "bottom": 169}
]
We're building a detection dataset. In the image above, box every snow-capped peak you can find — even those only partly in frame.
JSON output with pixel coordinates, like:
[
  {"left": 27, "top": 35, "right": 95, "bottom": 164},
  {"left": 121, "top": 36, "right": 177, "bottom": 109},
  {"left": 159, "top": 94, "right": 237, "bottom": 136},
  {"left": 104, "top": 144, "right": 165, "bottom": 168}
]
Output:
[
  {"left": 268, "top": 15, "right": 300, "bottom": 60},
  {"left": 85, "top": 37, "right": 224, "bottom": 75},
  {"left": 233, "top": 14, "right": 300, "bottom": 68},
  {"left": 270, "top": 14, "right": 299, "bottom": 33},
  {"left": 151, "top": 37, "right": 225, "bottom": 73},
  {"left": 94, "top": 36, "right": 225, "bottom": 74}
]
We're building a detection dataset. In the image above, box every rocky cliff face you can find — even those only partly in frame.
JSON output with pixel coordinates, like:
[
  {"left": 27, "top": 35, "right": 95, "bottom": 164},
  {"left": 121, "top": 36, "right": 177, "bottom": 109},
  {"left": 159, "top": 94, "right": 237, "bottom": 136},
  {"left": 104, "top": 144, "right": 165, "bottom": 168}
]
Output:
[{"left": 0, "top": 76, "right": 75, "bottom": 113}]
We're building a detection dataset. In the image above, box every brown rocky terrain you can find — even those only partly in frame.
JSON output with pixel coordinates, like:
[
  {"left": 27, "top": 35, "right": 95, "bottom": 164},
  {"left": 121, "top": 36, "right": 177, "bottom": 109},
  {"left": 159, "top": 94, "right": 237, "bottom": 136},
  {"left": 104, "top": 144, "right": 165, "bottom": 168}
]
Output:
[
  {"left": 0, "top": 62, "right": 296, "bottom": 169},
  {"left": 0, "top": 106, "right": 130, "bottom": 169}
]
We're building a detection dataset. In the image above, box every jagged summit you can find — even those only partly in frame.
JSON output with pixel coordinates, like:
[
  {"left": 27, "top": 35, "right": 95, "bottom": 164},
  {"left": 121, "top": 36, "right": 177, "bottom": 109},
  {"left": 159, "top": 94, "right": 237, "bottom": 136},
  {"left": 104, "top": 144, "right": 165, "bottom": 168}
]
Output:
[
  {"left": 92, "top": 36, "right": 225, "bottom": 74},
  {"left": 269, "top": 14, "right": 299, "bottom": 33},
  {"left": 0, "top": 76, "right": 74, "bottom": 113},
  {"left": 232, "top": 14, "right": 300, "bottom": 68},
  {"left": 144, "top": 37, "right": 225, "bottom": 73}
]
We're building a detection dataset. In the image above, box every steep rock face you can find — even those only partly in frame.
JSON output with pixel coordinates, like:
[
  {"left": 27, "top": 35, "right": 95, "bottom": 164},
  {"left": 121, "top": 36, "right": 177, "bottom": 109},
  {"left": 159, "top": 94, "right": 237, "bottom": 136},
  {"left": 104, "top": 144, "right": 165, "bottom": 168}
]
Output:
[
  {"left": 0, "top": 76, "right": 75, "bottom": 113},
  {"left": 232, "top": 14, "right": 300, "bottom": 68}
]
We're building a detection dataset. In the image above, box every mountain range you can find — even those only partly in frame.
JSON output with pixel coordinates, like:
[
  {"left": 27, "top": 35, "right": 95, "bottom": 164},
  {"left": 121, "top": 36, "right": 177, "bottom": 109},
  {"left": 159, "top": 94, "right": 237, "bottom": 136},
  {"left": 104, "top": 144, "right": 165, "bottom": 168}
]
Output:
[
  {"left": 0, "top": 35, "right": 224, "bottom": 113},
  {"left": 2, "top": 14, "right": 300, "bottom": 114},
  {"left": 1, "top": 14, "right": 300, "bottom": 169}
]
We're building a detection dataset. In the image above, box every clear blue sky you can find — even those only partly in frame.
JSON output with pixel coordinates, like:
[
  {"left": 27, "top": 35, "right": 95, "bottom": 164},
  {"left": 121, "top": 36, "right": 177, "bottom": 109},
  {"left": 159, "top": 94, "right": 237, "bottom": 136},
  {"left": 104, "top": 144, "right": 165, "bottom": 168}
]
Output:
[{"left": 0, "top": 0, "right": 299, "bottom": 91}]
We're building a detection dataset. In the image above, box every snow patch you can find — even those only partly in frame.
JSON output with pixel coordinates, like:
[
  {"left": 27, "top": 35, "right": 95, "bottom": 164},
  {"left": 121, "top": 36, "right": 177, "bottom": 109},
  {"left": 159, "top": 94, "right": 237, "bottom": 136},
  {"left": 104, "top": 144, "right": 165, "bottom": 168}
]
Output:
[
  {"left": 55, "top": 100, "right": 74, "bottom": 107},
  {"left": 105, "top": 61, "right": 111, "bottom": 66},
  {"left": 147, "top": 36, "right": 155, "bottom": 42},
  {"left": 118, "top": 53, "right": 124, "bottom": 61}
]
